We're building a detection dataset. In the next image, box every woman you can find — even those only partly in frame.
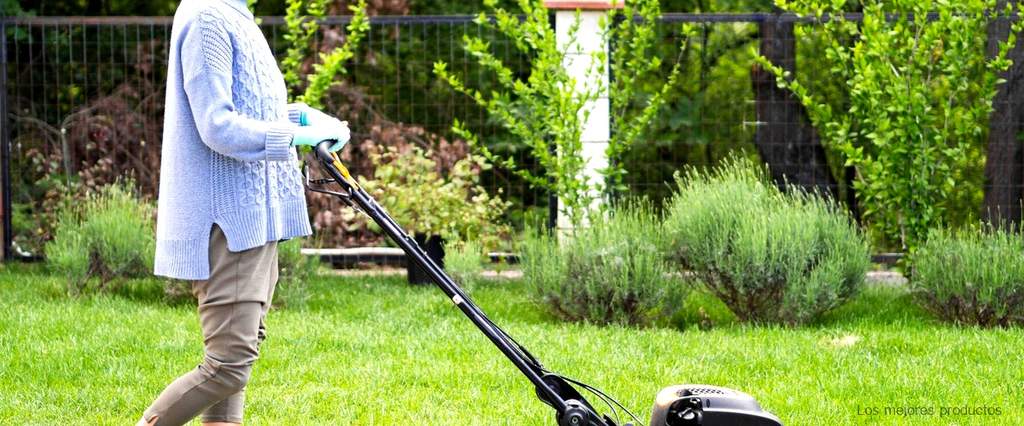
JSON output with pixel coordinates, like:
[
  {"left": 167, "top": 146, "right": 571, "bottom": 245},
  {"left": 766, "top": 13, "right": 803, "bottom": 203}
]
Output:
[{"left": 138, "top": 0, "right": 348, "bottom": 424}]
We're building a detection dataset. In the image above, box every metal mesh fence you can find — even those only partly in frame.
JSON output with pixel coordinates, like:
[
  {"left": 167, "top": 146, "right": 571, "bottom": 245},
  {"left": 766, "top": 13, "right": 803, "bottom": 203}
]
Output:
[
  {"left": 2, "top": 16, "right": 544, "bottom": 256},
  {"left": 4, "top": 19, "right": 173, "bottom": 256},
  {"left": 2, "top": 14, "right": 1022, "bottom": 256}
]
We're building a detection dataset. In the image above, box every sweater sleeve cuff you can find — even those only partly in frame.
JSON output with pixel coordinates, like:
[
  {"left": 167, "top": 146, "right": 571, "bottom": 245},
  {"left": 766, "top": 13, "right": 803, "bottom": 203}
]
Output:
[
  {"left": 287, "top": 103, "right": 307, "bottom": 124},
  {"left": 265, "top": 124, "right": 294, "bottom": 162}
]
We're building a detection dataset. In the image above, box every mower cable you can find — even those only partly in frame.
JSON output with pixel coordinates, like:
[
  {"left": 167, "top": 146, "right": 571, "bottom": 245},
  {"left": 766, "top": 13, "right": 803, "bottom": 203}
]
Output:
[
  {"left": 479, "top": 313, "right": 641, "bottom": 425},
  {"left": 557, "top": 374, "right": 643, "bottom": 425}
]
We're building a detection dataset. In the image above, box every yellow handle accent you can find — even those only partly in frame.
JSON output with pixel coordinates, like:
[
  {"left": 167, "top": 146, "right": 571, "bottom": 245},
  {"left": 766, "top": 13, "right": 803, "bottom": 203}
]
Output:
[{"left": 329, "top": 152, "right": 359, "bottom": 189}]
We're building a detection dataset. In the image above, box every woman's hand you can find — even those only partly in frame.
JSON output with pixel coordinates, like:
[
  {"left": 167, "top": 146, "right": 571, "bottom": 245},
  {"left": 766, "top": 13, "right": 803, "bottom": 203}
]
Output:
[
  {"left": 297, "top": 106, "right": 339, "bottom": 128},
  {"left": 291, "top": 105, "right": 350, "bottom": 152},
  {"left": 291, "top": 122, "right": 350, "bottom": 153}
]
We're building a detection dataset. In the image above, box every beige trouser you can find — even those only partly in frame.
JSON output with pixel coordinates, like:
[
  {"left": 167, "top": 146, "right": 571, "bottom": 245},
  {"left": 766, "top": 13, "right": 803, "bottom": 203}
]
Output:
[{"left": 143, "top": 225, "right": 278, "bottom": 425}]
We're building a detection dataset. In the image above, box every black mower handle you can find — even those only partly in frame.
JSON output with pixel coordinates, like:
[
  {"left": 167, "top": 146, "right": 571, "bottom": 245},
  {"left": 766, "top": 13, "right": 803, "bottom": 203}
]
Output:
[
  {"left": 309, "top": 138, "right": 618, "bottom": 426},
  {"left": 314, "top": 139, "right": 335, "bottom": 162}
]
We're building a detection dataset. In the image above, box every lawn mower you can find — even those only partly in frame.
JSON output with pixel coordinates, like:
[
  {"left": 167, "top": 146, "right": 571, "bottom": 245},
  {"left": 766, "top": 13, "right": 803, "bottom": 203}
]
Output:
[{"left": 304, "top": 140, "right": 783, "bottom": 426}]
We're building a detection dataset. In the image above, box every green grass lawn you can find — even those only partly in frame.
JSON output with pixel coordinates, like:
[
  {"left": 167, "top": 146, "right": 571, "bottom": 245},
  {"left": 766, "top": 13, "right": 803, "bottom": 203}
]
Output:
[{"left": 1, "top": 264, "right": 1022, "bottom": 425}]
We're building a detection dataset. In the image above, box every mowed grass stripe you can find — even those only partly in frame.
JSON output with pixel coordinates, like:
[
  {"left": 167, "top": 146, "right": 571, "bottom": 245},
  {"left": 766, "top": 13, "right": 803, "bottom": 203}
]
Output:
[{"left": 0, "top": 265, "right": 1021, "bottom": 425}]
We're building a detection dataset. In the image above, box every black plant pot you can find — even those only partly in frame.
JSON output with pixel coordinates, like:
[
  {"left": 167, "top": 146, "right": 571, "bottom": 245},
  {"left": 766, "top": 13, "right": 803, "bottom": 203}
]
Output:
[{"left": 407, "top": 233, "right": 445, "bottom": 285}]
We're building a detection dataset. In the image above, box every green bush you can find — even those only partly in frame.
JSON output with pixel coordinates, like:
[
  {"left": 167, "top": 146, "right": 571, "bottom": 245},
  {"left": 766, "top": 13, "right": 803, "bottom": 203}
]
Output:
[
  {"left": 664, "top": 158, "right": 869, "bottom": 325},
  {"left": 444, "top": 239, "right": 486, "bottom": 288},
  {"left": 46, "top": 182, "right": 155, "bottom": 294},
  {"left": 162, "top": 279, "right": 193, "bottom": 305},
  {"left": 272, "top": 238, "right": 320, "bottom": 309},
  {"left": 521, "top": 203, "right": 686, "bottom": 326},
  {"left": 912, "top": 227, "right": 1024, "bottom": 327},
  {"left": 359, "top": 145, "right": 512, "bottom": 251}
]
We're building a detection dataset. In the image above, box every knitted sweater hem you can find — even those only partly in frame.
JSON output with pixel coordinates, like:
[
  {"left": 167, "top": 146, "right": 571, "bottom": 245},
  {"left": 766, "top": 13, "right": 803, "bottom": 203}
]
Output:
[{"left": 154, "top": 198, "right": 311, "bottom": 280}]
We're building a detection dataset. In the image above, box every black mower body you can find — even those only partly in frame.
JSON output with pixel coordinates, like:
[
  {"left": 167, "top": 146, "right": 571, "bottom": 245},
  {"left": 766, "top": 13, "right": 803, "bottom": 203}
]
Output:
[{"left": 649, "top": 385, "right": 783, "bottom": 426}]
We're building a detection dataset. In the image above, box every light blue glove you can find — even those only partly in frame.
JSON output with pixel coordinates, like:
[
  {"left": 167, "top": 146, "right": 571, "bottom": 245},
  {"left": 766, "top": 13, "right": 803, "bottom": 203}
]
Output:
[
  {"left": 297, "top": 106, "right": 338, "bottom": 127},
  {"left": 293, "top": 105, "right": 350, "bottom": 152},
  {"left": 291, "top": 122, "right": 350, "bottom": 153}
]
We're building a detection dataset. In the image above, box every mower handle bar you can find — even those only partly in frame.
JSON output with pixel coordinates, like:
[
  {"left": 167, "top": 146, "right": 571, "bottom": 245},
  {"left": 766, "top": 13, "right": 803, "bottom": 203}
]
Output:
[{"left": 309, "top": 141, "right": 616, "bottom": 426}]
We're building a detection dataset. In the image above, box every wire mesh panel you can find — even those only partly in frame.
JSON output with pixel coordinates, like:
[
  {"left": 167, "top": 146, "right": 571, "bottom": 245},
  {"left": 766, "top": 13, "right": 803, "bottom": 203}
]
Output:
[
  {"left": 0, "top": 16, "right": 544, "bottom": 256},
  {"left": 303, "top": 16, "right": 541, "bottom": 210},
  {"left": 3, "top": 14, "right": 1023, "bottom": 257},
  {"left": 3, "top": 18, "right": 172, "bottom": 257},
  {"left": 618, "top": 17, "right": 762, "bottom": 204},
  {"left": 262, "top": 16, "right": 543, "bottom": 249}
]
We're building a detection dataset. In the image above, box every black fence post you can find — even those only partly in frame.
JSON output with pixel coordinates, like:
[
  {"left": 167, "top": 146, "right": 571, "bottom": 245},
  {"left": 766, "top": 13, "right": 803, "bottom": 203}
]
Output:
[
  {"left": 546, "top": 10, "right": 558, "bottom": 232},
  {"left": 983, "top": 5, "right": 1024, "bottom": 226},
  {"left": 0, "top": 19, "right": 10, "bottom": 261},
  {"left": 751, "top": 12, "right": 839, "bottom": 200}
]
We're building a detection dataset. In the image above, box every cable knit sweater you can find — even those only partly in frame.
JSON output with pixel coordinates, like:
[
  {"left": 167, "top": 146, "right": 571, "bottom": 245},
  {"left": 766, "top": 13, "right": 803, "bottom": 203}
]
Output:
[{"left": 155, "top": 0, "right": 311, "bottom": 280}]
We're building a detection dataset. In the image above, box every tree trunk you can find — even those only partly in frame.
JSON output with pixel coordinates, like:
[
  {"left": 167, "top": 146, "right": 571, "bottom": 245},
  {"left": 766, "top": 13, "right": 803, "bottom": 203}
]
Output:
[
  {"left": 983, "top": 6, "right": 1024, "bottom": 225},
  {"left": 751, "top": 14, "right": 839, "bottom": 200}
]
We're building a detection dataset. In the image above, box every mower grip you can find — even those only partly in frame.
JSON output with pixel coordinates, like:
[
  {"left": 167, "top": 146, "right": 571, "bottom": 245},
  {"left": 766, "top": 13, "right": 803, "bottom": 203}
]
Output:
[{"left": 314, "top": 139, "right": 336, "bottom": 163}]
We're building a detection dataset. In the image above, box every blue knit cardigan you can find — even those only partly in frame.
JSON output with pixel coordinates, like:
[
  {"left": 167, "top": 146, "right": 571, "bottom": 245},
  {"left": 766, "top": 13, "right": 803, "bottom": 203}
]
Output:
[{"left": 155, "top": 0, "right": 312, "bottom": 280}]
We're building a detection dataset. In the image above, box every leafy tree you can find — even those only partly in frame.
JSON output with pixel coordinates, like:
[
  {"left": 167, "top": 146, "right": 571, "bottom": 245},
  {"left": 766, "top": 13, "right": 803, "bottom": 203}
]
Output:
[
  {"left": 434, "top": 0, "right": 683, "bottom": 226},
  {"left": 17, "top": 0, "right": 178, "bottom": 15},
  {"left": 434, "top": 0, "right": 599, "bottom": 226},
  {"left": 279, "top": 0, "right": 371, "bottom": 108},
  {"left": 605, "top": 1, "right": 689, "bottom": 193},
  {"left": 756, "top": 0, "right": 1023, "bottom": 252},
  {"left": 1, "top": 0, "right": 30, "bottom": 16},
  {"left": 618, "top": 14, "right": 762, "bottom": 203}
]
